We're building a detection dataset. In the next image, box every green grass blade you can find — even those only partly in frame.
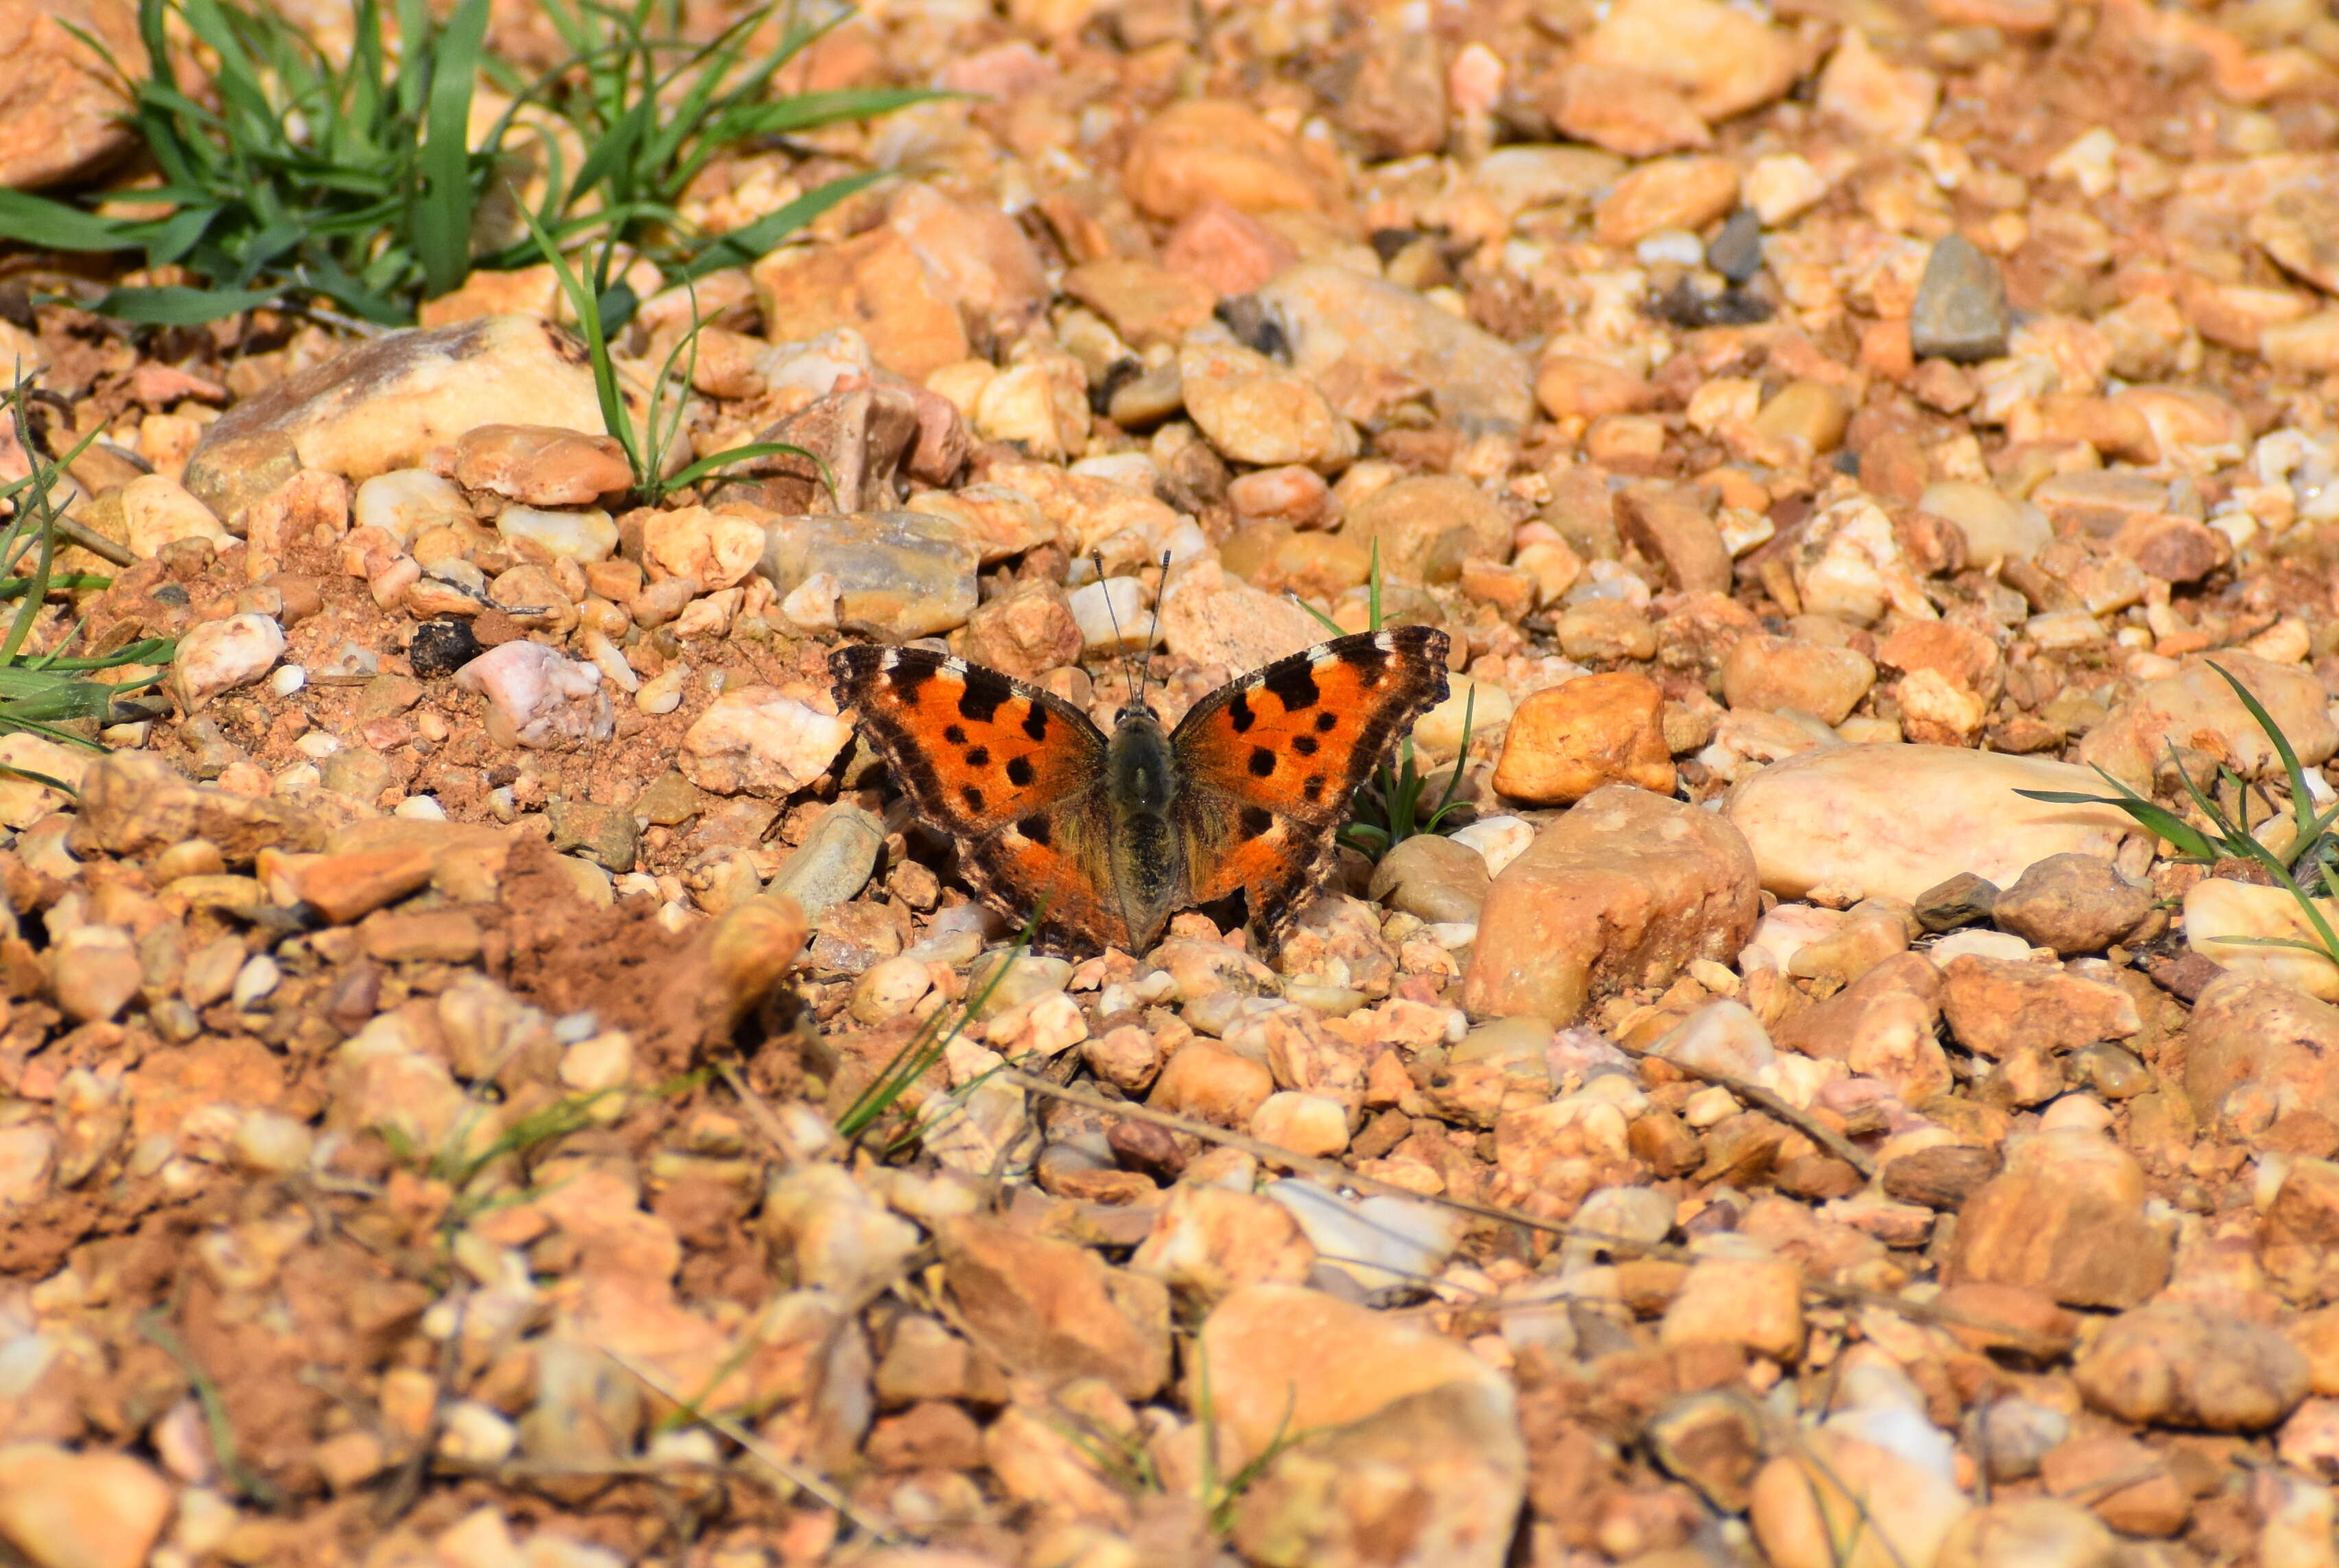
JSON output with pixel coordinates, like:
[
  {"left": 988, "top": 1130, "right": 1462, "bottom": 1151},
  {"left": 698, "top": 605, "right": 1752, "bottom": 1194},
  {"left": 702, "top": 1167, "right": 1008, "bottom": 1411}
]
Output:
[
  {"left": 1419, "top": 686, "right": 1475, "bottom": 834},
  {"left": 518, "top": 207, "right": 639, "bottom": 480},
  {"left": 663, "top": 441, "right": 837, "bottom": 495},
  {"left": 0, "top": 191, "right": 134, "bottom": 252},
  {"left": 2014, "top": 776, "right": 2223, "bottom": 863},
  {"left": 2207, "top": 659, "right": 2318, "bottom": 846},
  {"left": 91, "top": 285, "right": 279, "bottom": 324},
  {"left": 742, "top": 87, "right": 943, "bottom": 137},
  {"left": 668, "top": 169, "right": 887, "bottom": 285},
  {"left": 414, "top": 0, "right": 489, "bottom": 297}
]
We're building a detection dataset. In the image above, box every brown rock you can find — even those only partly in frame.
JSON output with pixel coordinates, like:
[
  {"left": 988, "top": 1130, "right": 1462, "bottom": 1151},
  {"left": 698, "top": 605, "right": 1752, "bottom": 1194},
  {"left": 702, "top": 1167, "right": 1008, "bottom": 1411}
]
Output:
[
  {"left": 1989, "top": 853, "right": 2151, "bottom": 956},
  {"left": 75, "top": 753, "right": 323, "bottom": 865},
  {"left": 1953, "top": 1129, "right": 2172, "bottom": 1309},
  {"left": 293, "top": 845, "right": 438, "bottom": 925},
  {"left": 1618, "top": 487, "right": 1732, "bottom": 594},
  {"left": 1148, "top": 1041, "right": 1275, "bottom": 1127},
  {"left": 184, "top": 315, "right": 638, "bottom": 526},
  {"left": 1062, "top": 259, "right": 1219, "bottom": 350},
  {"left": 2263, "top": 1158, "right": 2339, "bottom": 1307},
  {"left": 1721, "top": 635, "right": 1876, "bottom": 726},
  {"left": 1938, "top": 956, "right": 2140, "bottom": 1058},
  {"left": 1130, "top": 1186, "right": 1316, "bottom": 1299},
  {"left": 0, "top": 0, "right": 140, "bottom": 190},
  {"left": 1341, "top": 475, "right": 1511, "bottom": 587},
  {"left": 359, "top": 909, "right": 483, "bottom": 965},
  {"left": 1161, "top": 201, "right": 1299, "bottom": 297},
  {"left": 1543, "top": 62, "right": 1711, "bottom": 158},
  {"left": 1334, "top": 22, "right": 1448, "bottom": 159},
  {"left": 0, "top": 1442, "right": 173, "bottom": 1568},
  {"left": 960, "top": 580, "right": 1083, "bottom": 680},
  {"left": 1936, "top": 1500, "right": 2114, "bottom": 1568},
  {"left": 1535, "top": 355, "right": 1654, "bottom": 421},
  {"left": 1594, "top": 156, "right": 1739, "bottom": 249},
  {"left": 2040, "top": 1435, "right": 2191, "bottom": 1536},
  {"left": 1881, "top": 1144, "right": 2001, "bottom": 1210},
  {"left": 753, "top": 228, "right": 969, "bottom": 382},
  {"left": 938, "top": 1216, "right": 1171, "bottom": 1401},
  {"left": 1771, "top": 951, "right": 1950, "bottom": 1102},
  {"left": 2073, "top": 1303, "right": 2309, "bottom": 1432},
  {"left": 1492, "top": 672, "right": 1675, "bottom": 806},
  {"left": 443, "top": 424, "right": 632, "bottom": 506},
  {"left": 1932, "top": 1282, "right": 2080, "bottom": 1359},
  {"left": 1199, "top": 1284, "right": 1524, "bottom": 1568},
  {"left": 1575, "top": 0, "right": 1800, "bottom": 121},
  {"left": 1123, "top": 100, "right": 1340, "bottom": 222},
  {"left": 2188, "top": 976, "right": 2339, "bottom": 1146},
  {"left": 1464, "top": 784, "right": 1758, "bottom": 1023}
]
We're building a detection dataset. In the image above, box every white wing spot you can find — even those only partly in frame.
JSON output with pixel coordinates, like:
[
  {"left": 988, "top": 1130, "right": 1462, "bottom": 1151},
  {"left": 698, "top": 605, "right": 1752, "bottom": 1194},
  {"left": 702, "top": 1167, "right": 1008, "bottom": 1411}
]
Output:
[
  {"left": 999, "top": 826, "right": 1027, "bottom": 847},
  {"left": 942, "top": 657, "right": 969, "bottom": 675},
  {"left": 1309, "top": 648, "right": 1339, "bottom": 668},
  {"left": 880, "top": 648, "right": 901, "bottom": 670},
  {"left": 1373, "top": 631, "right": 1396, "bottom": 653}
]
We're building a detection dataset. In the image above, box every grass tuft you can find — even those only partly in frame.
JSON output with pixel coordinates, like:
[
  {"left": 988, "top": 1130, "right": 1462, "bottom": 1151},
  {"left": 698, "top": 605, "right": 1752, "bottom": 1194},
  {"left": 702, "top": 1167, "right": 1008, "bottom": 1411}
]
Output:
[
  {"left": 834, "top": 919, "right": 1036, "bottom": 1146},
  {"left": 0, "top": 377, "right": 174, "bottom": 767},
  {"left": 0, "top": 0, "right": 935, "bottom": 325},
  {"left": 2016, "top": 659, "right": 2339, "bottom": 973}
]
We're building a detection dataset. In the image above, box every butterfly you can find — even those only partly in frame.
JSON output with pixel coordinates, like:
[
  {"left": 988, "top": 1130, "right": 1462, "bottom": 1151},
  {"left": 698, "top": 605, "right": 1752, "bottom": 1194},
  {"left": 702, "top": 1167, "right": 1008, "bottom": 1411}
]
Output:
[{"left": 830, "top": 624, "right": 1452, "bottom": 955}]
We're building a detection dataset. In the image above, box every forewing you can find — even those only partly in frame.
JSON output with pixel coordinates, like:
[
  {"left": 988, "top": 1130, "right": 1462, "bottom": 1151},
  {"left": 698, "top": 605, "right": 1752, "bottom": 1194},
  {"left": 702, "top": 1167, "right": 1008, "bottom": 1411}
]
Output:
[
  {"left": 1169, "top": 626, "right": 1451, "bottom": 937},
  {"left": 830, "top": 646, "right": 1128, "bottom": 949}
]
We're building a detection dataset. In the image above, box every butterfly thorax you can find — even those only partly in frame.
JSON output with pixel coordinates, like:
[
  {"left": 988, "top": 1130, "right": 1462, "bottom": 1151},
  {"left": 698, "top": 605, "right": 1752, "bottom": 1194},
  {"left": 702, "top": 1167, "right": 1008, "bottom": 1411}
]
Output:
[{"left": 1105, "top": 706, "right": 1183, "bottom": 951}]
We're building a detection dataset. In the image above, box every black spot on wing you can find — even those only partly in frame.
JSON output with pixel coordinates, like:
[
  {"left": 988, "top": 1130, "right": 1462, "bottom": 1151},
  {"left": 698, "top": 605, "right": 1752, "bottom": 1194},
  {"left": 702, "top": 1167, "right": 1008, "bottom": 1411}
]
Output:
[
  {"left": 1006, "top": 756, "right": 1035, "bottom": 787},
  {"left": 1314, "top": 710, "right": 1338, "bottom": 732},
  {"left": 965, "top": 745, "right": 990, "bottom": 768},
  {"left": 891, "top": 657, "right": 938, "bottom": 696},
  {"left": 1302, "top": 773, "right": 1327, "bottom": 802},
  {"left": 1239, "top": 805, "right": 1273, "bottom": 839},
  {"left": 958, "top": 667, "right": 1012, "bottom": 723},
  {"left": 1019, "top": 814, "right": 1050, "bottom": 845},
  {"left": 1022, "top": 705, "right": 1049, "bottom": 742},
  {"left": 1248, "top": 747, "right": 1277, "bottom": 777},
  {"left": 1292, "top": 734, "right": 1318, "bottom": 756},
  {"left": 1227, "top": 692, "right": 1255, "bottom": 733},
  {"left": 1262, "top": 660, "right": 1320, "bottom": 711},
  {"left": 961, "top": 784, "right": 986, "bottom": 812},
  {"left": 944, "top": 723, "right": 967, "bottom": 745}
]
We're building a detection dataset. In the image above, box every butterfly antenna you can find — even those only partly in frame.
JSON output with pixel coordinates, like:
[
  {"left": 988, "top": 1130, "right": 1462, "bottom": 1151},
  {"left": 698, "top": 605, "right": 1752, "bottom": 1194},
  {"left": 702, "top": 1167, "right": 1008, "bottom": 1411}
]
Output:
[
  {"left": 1135, "top": 550, "right": 1171, "bottom": 705},
  {"left": 1092, "top": 551, "right": 1141, "bottom": 709}
]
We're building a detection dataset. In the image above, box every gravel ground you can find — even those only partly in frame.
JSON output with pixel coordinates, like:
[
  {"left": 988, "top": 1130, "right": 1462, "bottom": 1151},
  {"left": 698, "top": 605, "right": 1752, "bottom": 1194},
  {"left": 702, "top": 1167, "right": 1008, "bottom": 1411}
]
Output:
[{"left": 4, "top": 1, "right": 2339, "bottom": 1566}]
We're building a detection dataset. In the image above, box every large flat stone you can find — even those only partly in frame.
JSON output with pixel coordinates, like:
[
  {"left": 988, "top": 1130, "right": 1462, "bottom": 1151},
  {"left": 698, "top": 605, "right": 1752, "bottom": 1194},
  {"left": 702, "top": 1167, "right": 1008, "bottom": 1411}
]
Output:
[
  {"left": 1725, "top": 744, "right": 2138, "bottom": 903},
  {"left": 1463, "top": 784, "right": 1758, "bottom": 1023}
]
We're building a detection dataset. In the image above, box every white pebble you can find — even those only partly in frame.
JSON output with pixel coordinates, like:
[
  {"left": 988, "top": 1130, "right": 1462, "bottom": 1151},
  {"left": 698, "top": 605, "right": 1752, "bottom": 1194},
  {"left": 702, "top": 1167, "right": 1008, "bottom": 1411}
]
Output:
[
  {"left": 1635, "top": 229, "right": 1705, "bottom": 268},
  {"left": 231, "top": 954, "right": 281, "bottom": 1009},
  {"left": 270, "top": 665, "right": 307, "bottom": 697},
  {"left": 637, "top": 665, "right": 686, "bottom": 715},
  {"left": 395, "top": 795, "right": 447, "bottom": 821},
  {"left": 498, "top": 504, "right": 617, "bottom": 563},
  {"left": 353, "top": 469, "right": 468, "bottom": 546},
  {"left": 455, "top": 640, "right": 614, "bottom": 749},
  {"left": 581, "top": 628, "right": 639, "bottom": 693},
  {"left": 294, "top": 732, "right": 341, "bottom": 759},
  {"left": 1069, "top": 577, "right": 1152, "bottom": 653}
]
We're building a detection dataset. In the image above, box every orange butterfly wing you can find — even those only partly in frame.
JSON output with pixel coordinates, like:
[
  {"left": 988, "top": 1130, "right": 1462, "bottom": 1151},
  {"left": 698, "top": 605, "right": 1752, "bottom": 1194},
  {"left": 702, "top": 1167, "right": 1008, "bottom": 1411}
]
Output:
[
  {"left": 1169, "top": 626, "right": 1450, "bottom": 941},
  {"left": 830, "top": 646, "right": 1130, "bottom": 951}
]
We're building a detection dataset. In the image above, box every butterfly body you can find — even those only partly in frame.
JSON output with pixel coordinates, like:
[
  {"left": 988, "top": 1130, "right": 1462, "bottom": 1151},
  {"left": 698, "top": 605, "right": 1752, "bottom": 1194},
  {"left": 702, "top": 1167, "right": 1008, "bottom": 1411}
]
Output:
[{"left": 831, "top": 624, "right": 1451, "bottom": 955}]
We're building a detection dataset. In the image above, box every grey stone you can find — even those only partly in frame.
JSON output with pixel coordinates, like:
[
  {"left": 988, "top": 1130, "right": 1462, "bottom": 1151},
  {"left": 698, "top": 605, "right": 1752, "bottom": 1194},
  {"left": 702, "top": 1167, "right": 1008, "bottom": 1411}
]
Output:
[
  {"left": 758, "top": 511, "right": 978, "bottom": 640},
  {"left": 1368, "top": 833, "right": 1492, "bottom": 924},
  {"left": 1910, "top": 235, "right": 2010, "bottom": 363},
  {"left": 1708, "top": 208, "right": 1765, "bottom": 284},
  {"left": 1915, "top": 871, "right": 2000, "bottom": 933}
]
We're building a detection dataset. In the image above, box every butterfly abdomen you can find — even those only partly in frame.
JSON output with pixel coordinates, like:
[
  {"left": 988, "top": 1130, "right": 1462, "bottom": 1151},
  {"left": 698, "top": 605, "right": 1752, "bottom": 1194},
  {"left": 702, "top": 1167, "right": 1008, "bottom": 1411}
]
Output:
[{"left": 1106, "top": 713, "right": 1183, "bottom": 951}]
